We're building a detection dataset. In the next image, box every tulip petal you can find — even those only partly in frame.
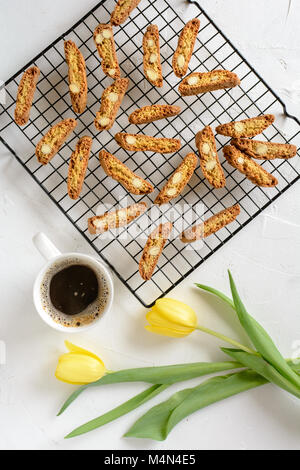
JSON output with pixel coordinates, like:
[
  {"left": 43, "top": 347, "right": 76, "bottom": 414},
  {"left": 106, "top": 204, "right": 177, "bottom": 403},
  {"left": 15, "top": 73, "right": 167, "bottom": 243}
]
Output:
[
  {"left": 146, "top": 298, "right": 197, "bottom": 338},
  {"left": 145, "top": 325, "right": 192, "bottom": 338},
  {"left": 146, "top": 309, "right": 186, "bottom": 330},
  {"left": 146, "top": 310, "right": 194, "bottom": 335},
  {"left": 155, "top": 298, "right": 198, "bottom": 329},
  {"left": 64, "top": 341, "right": 104, "bottom": 365},
  {"left": 55, "top": 353, "right": 106, "bottom": 385}
]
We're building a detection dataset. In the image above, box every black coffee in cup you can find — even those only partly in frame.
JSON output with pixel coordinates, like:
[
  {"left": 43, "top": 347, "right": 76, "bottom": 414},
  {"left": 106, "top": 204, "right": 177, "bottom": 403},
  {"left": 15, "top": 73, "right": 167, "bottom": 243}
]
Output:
[
  {"left": 50, "top": 265, "right": 99, "bottom": 316},
  {"left": 40, "top": 257, "right": 110, "bottom": 328}
]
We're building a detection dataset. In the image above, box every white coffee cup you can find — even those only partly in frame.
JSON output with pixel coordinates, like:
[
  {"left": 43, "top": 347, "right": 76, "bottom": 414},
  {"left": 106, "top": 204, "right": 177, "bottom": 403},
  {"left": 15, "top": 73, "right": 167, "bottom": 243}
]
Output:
[{"left": 33, "top": 232, "right": 114, "bottom": 333}]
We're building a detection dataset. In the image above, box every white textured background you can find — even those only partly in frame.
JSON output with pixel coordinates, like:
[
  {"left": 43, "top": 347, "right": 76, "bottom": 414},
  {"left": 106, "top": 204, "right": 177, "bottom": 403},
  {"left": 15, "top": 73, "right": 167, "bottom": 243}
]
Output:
[{"left": 0, "top": 0, "right": 300, "bottom": 451}]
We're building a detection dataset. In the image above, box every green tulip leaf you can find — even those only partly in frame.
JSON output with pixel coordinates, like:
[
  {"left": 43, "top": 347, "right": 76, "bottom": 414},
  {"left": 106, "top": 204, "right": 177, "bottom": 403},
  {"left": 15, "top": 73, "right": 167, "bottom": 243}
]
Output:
[
  {"left": 195, "top": 283, "right": 234, "bottom": 309},
  {"left": 125, "top": 360, "right": 300, "bottom": 442},
  {"left": 126, "top": 370, "right": 267, "bottom": 441},
  {"left": 124, "top": 387, "right": 195, "bottom": 441},
  {"left": 222, "top": 348, "right": 300, "bottom": 399},
  {"left": 228, "top": 271, "right": 300, "bottom": 389},
  {"left": 65, "top": 384, "right": 168, "bottom": 439}
]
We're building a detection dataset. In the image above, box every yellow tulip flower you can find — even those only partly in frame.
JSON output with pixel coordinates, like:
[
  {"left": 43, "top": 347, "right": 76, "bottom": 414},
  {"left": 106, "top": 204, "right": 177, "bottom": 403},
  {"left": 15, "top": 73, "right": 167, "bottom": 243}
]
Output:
[
  {"left": 145, "top": 298, "right": 257, "bottom": 354},
  {"left": 55, "top": 341, "right": 107, "bottom": 385},
  {"left": 145, "top": 298, "right": 198, "bottom": 338}
]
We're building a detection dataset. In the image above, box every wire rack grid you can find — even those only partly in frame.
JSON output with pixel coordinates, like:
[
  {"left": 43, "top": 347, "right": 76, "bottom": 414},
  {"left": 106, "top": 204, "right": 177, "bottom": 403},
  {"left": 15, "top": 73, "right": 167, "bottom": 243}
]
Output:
[{"left": 0, "top": 0, "right": 300, "bottom": 307}]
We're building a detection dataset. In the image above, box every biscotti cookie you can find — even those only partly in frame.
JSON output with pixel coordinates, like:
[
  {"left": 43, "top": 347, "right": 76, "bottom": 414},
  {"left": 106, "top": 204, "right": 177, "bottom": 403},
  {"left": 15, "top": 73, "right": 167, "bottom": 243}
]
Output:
[
  {"left": 129, "top": 104, "right": 181, "bottom": 125},
  {"left": 195, "top": 126, "right": 226, "bottom": 189},
  {"left": 15, "top": 66, "right": 40, "bottom": 126},
  {"left": 115, "top": 133, "right": 181, "bottom": 154},
  {"left": 173, "top": 19, "right": 200, "bottom": 78},
  {"left": 93, "top": 24, "right": 120, "bottom": 80},
  {"left": 216, "top": 114, "right": 275, "bottom": 138},
  {"left": 111, "top": 0, "right": 141, "bottom": 26},
  {"left": 181, "top": 204, "right": 240, "bottom": 243},
  {"left": 143, "top": 25, "right": 163, "bottom": 87},
  {"left": 68, "top": 136, "right": 92, "bottom": 200},
  {"left": 231, "top": 138, "right": 297, "bottom": 160},
  {"left": 95, "top": 78, "right": 129, "bottom": 131},
  {"left": 99, "top": 150, "right": 154, "bottom": 195},
  {"left": 179, "top": 70, "right": 240, "bottom": 96},
  {"left": 88, "top": 202, "right": 147, "bottom": 235},
  {"left": 223, "top": 145, "right": 278, "bottom": 187},
  {"left": 139, "top": 222, "right": 173, "bottom": 281},
  {"left": 36, "top": 118, "right": 77, "bottom": 165},
  {"left": 64, "top": 40, "right": 87, "bottom": 114},
  {"left": 154, "top": 153, "right": 198, "bottom": 205}
]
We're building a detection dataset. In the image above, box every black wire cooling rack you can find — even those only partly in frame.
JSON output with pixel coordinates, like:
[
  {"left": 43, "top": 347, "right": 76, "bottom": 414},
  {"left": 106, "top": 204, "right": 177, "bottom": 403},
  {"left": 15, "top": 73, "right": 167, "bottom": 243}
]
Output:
[{"left": 0, "top": 0, "right": 300, "bottom": 308}]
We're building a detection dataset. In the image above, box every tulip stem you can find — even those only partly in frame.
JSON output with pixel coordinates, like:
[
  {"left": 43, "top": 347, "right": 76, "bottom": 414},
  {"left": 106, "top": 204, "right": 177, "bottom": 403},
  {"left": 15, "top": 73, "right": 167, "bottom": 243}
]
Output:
[{"left": 195, "top": 325, "right": 258, "bottom": 356}]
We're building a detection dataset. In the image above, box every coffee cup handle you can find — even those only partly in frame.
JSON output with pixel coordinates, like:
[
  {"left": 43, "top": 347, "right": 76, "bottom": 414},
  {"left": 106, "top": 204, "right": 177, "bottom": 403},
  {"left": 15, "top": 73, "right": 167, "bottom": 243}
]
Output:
[{"left": 33, "top": 232, "right": 61, "bottom": 261}]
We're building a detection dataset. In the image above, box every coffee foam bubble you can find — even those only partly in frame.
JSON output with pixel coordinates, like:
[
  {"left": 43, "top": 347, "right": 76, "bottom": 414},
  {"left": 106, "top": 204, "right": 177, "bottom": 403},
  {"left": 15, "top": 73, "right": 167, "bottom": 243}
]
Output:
[{"left": 40, "top": 257, "right": 109, "bottom": 328}]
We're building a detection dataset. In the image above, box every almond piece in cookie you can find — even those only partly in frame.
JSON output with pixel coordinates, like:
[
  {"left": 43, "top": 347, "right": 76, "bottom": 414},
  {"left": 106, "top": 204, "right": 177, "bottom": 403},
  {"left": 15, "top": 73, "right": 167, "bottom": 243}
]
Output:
[
  {"left": 143, "top": 24, "right": 163, "bottom": 87},
  {"left": 110, "top": 0, "right": 141, "bottom": 26},
  {"left": 68, "top": 136, "right": 92, "bottom": 200},
  {"left": 139, "top": 222, "right": 173, "bottom": 281},
  {"left": 173, "top": 19, "right": 200, "bottom": 78},
  {"left": 88, "top": 202, "right": 147, "bottom": 235},
  {"left": 195, "top": 126, "right": 226, "bottom": 189},
  {"left": 223, "top": 145, "right": 278, "bottom": 187},
  {"left": 179, "top": 70, "right": 240, "bottom": 96},
  {"left": 64, "top": 40, "right": 88, "bottom": 114},
  {"left": 154, "top": 153, "right": 198, "bottom": 205},
  {"left": 129, "top": 104, "right": 181, "bottom": 125},
  {"left": 115, "top": 133, "right": 181, "bottom": 154},
  {"left": 231, "top": 138, "right": 297, "bottom": 160},
  {"left": 15, "top": 66, "right": 40, "bottom": 126},
  {"left": 99, "top": 150, "right": 154, "bottom": 195},
  {"left": 216, "top": 115, "right": 275, "bottom": 138},
  {"left": 181, "top": 204, "right": 240, "bottom": 243},
  {"left": 95, "top": 78, "right": 129, "bottom": 131},
  {"left": 93, "top": 24, "right": 120, "bottom": 80},
  {"left": 36, "top": 118, "right": 77, "bottom": 165}
]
